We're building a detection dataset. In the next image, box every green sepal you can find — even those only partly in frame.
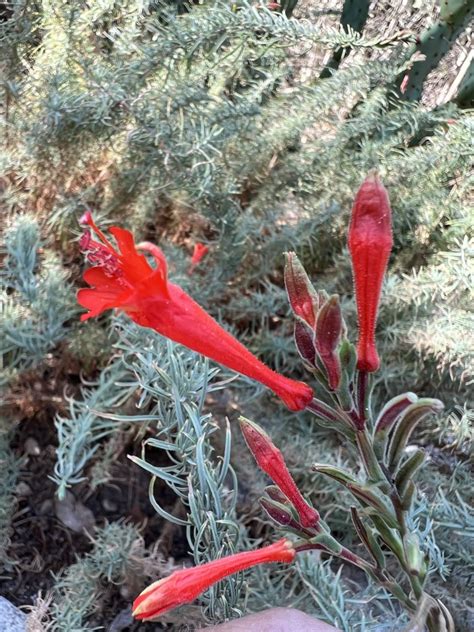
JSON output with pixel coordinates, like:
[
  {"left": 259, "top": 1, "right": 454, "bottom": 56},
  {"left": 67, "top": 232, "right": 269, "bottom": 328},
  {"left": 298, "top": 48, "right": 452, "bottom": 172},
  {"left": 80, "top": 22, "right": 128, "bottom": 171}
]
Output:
[
  {"left": 371, "top": 515, "right": 405, "bottom": 564},
  {"left": 374, "top": 392, "right": 418, "bottom": 460},
  {"left": 260, "top": 497, "right": 294, "bottom": 527},
  {"left": 336, "top": 362, "right": 354, "bottom": 411},
  {"left": 395, "top": 449, "right": 425, "bottom": 496}
]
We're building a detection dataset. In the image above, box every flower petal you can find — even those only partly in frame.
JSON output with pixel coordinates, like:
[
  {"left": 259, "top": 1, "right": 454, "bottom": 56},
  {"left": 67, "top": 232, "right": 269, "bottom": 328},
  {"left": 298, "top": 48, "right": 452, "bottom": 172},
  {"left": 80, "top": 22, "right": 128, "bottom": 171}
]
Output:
[
  {"left": 77, "top": 287, "right": 131, "bottom": 319},
  {"left": 83, "top": 266, "right": 122, "bottom": 288},
  {"left": 109, "top": 227, "right": 153, "bottom": 283}
]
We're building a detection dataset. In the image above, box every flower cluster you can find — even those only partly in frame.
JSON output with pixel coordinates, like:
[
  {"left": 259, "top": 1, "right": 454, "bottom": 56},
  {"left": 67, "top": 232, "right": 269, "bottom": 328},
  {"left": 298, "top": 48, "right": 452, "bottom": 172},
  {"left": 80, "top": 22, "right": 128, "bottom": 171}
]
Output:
[{"left": 77, "top": 175, "right": 451, "bottom": 630}]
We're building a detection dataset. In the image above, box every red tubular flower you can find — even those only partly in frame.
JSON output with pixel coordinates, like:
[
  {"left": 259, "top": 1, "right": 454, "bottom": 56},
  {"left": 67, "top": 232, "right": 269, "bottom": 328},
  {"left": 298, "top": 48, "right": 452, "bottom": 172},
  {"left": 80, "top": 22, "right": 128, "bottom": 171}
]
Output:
[
  {"left": 348, "top": 174, "right": 393, "bottom": 372},
  {"left": 132, "top": 539, "right": 295, "bottom": 621},
  {"left": 77, "top": 213, "right": 313, "bottom": 411},
  {"left": 190, "top": 242, "right": 209, "bottom": 267},
  {"left": 239, "top": 417, "right": 319, "bottom": 528}
]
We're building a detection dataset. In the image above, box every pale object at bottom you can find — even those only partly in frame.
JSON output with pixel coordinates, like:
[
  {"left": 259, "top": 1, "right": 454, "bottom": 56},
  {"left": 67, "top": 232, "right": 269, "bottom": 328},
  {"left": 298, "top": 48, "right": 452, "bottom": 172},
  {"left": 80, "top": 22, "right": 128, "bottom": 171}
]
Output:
[{"left": 205, "top": 608, "right": 340, "bottom": 632}]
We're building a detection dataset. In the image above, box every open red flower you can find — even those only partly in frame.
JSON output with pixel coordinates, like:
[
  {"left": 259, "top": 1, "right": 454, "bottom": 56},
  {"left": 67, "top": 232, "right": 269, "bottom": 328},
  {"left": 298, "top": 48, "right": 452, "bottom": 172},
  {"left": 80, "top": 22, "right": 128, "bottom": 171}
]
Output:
[
  {"left": 348, "top": 174, "right": 393, "bottom": 372},
  {"left": 132, "top": 539, "right": 295, "bottom": 621},
  {"left": 77, "top": 213, "right": 313, "bottom": 411}
]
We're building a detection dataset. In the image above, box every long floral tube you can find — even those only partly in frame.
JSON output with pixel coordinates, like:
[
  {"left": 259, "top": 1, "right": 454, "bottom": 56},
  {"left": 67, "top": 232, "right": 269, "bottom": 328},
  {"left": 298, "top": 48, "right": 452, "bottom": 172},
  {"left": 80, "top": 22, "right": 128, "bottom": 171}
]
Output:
[
  {"left": 132, "top": 539, "right": 296, "bottom": 621},
  {"left": 77, "top": 213, "right": 313, "bottom": 411},
  {"left": 348, "top": 174, "right": 393, "bottom": 373}
]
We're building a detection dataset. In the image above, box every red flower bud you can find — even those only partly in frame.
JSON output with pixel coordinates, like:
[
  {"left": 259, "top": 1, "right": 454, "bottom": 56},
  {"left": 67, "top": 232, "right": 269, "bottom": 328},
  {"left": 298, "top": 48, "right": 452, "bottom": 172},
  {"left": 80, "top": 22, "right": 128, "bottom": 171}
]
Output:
[
  {"left": 189, "top": 242, "right": 209, "bottom": 273},
  {"left": 239, "top": 417, "right": 319, "bottom": 528},
  {"left": 132, "top": 539, "right": 295, "bottom": 621},
  {"left": 260, "top": 497, "right": 294, "bottom": 527},
  {"left": 294, "top": 318, "right": 317, "bottom": 366},
  {"left": 315, "top": 295, "right": 343, "bottom": 390},
  {"left": 265, "top": 485, "right": 291, "bottom": 505},
  {"left": 284, "top": 252, "right": 319, "bottom": 328},
  {"left": 348, "top": 174, "right": 393, "bottom": 372},
  {"left": 77, "top": 215, "right": 313, "bottom": 411}
]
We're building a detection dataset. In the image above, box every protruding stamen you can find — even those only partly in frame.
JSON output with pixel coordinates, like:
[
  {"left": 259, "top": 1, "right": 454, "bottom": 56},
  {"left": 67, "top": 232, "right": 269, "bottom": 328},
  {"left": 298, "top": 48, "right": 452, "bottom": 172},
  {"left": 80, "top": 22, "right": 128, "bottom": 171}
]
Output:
[
  {"left": 80, "top": 229, "right": 124, "bottom": 279},
  {"left": 79, "top": 211, "right": 118, "bottom": 254}
]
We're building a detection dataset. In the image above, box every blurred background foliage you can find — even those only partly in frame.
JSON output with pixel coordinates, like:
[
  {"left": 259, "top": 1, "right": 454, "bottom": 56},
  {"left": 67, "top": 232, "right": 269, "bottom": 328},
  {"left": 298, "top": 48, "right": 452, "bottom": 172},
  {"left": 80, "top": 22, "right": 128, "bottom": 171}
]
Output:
[{"left": 1, "top": 0, "right": 472, "bottom": 630}]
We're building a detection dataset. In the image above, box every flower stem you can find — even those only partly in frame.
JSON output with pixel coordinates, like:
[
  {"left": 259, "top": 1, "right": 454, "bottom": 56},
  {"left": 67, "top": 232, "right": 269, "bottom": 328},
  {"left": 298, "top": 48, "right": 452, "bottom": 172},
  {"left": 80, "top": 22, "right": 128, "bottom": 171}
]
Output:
[{"left": 356, "top": 370, "right": 369, "bottom": 428}]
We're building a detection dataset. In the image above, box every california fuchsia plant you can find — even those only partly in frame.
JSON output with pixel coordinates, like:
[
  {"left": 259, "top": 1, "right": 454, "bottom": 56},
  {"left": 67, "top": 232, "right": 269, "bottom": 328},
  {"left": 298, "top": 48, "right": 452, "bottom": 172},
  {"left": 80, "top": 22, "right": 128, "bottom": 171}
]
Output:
[{"left": 78, "top": 175, "right": 453, "bottom": 631}]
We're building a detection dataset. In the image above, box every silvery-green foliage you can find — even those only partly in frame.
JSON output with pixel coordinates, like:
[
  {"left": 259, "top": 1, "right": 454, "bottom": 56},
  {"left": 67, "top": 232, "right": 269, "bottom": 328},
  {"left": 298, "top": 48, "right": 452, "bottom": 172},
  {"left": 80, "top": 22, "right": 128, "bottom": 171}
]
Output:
[
  {"left": 1, "top": 1, "right": 472, "bottom": 627},
  {"left": 0, "top": 214, "right": 77, "bottom": 383},
  {"left": 0, "top": 418, "right": 19, "bottom": 567},
  {"left": 52, "top": 361, "right": 131, "bottom": 499},
  {"left": 49, "top": 522, "right": 143, "bottom": 632},
  {"left": 413, "top": 462, "right": 474, "bottom": 630},
  {"left": 111, "top": 320, "right": 243, "bottom": 622},
  {"left": 53, "top": 316, "right": 243, "bottom": 622}
]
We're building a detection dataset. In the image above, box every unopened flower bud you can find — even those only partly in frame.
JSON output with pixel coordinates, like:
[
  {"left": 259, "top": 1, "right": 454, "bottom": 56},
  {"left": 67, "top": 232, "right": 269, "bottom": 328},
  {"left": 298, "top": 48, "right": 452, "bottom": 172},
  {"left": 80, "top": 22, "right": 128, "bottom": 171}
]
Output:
[
  {"left": 294, "top": 318, "right": 316, "bottom": 366},
  {"left": 265, "top": 485, "right": 290, "bottom": 505},
  {"left": 240, "top": 417, "right": 319, "bottom": 528},
  {"left": 315, "top": 295, "right": 343, "bottom": 390},
  {"left": 348, "top": 173, "right": 393, "bottom": 372},
  {"left": 284, "top": 252, "right": 319, "bottom": 328},
  {"left": 260, "top": 497, "right": 294, "bottom": 527}
]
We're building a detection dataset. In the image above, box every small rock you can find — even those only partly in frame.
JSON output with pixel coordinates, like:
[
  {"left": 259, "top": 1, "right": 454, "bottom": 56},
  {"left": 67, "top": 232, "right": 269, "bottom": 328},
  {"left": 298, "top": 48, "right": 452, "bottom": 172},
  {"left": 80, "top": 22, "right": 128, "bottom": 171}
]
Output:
[
  {"left": 0, "top": 596, "right": 26, "bottom": 632},
  {"left": 107, "top": 607, "right": 134, "bottom": 632},
  {"left": 15, "top": 482, "right": 32, "bottom": 497},
  {"left": 54, "top": 491, "right": 96, "bottom": 534},
  {"left": 24, "top": 437, "right": 41, "bottom": 456}
]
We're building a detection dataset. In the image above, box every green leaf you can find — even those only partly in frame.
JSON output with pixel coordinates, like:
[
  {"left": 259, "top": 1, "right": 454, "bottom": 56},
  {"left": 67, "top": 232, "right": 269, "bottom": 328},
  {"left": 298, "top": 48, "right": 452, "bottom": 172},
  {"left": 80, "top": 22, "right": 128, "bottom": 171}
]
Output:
[{"left": 387, "top": 399, "right": 444, "bottom": 470}]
